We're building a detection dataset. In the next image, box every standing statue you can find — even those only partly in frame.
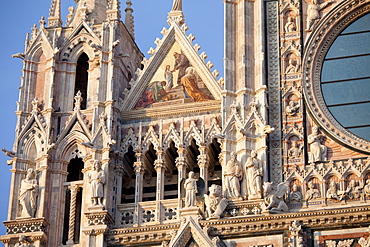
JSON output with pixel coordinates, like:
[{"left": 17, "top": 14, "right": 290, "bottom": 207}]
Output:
[
  {"left": 204, "top": 184, "right": 228, "bottom": 219},
  {"left": 306, "top": 0, "right": 334, "bottom": 31},
  {"left": 171, "top": 0, "right": 182, "bottom": 12},
  {"left": 246, "top": 150, "right": 263, "bottom": 199},
  {"left": 184, "top": 171, "right": 197, "bottom": 207},
  {"left": 18, "top": 168, "right": 38, "bottom": 218},
  {"left": 87, "top": 160, "right": 106, "bottom": 206},
  {"left": 224, "top": 152, "right": 243, "bottom": 199},
  {"left": 308, "top": 126, "right": 327, "bottom": 163}
]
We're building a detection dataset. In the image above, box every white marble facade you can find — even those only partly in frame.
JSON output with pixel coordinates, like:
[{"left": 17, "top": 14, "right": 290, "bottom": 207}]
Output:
[{"left": 2, "top": 0, "right": 370, "bottom": 246}]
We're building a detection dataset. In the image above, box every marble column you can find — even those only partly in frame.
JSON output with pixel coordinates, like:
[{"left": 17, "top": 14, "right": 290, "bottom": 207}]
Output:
[
  {"left": 154, "top": 150, "right": 165, "bottom": 223},
  {"left": 176, "top": 146, "right": 187, "bottom": 208},
  {"left": 133, "top": 153, "right": 144, "bottom": 226}
]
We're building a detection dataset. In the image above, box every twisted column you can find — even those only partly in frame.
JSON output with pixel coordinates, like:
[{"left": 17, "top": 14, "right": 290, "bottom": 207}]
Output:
[{"left": 66, "top": 184, "right": 80, "bottom": 245}]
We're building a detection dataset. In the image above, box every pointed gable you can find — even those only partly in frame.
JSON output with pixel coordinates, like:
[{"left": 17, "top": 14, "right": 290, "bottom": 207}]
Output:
[{"left": 120, "top": 16, "right": 222, "bottom": 112}]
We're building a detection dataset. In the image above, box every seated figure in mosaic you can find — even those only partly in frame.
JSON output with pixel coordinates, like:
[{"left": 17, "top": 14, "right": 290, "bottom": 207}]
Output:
[
  {"left": 306, "top": 181, "right": 320, "bottom": 201},
  {"left": 289, "top": 184, "right": 303, "bottom": 203}
]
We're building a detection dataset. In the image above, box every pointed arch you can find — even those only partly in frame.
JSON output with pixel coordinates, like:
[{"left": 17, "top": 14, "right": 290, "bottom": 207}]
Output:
[{"left": 74, "top": 53, "right": 89, "bottom": 110}]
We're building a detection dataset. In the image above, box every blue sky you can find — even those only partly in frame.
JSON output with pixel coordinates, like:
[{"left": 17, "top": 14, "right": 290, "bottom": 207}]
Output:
[{"left": 0, "top": 0, "right": 223, "bottom": 235}]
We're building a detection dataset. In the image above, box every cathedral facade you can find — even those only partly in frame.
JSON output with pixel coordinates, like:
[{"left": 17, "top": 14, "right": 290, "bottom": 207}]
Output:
[{"left": 1, "top": 0, "right": 370, "bottom": 246}]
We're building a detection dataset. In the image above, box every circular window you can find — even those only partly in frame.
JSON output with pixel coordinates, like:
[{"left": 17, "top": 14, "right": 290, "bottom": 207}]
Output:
[
  {"left": 303, "top": 0, "right": 370, "bottom": 153},
  {"left": 321, "top": 13, "right": 370, "bottom": 141}
]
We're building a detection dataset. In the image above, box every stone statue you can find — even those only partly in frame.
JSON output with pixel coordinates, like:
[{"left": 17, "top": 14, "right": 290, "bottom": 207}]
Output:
[
  {"left": 285, "top": 16, "right": 297, "bottom": 32},
  {"left": 15, "top": 235, "right": 31, "bottom": 247},
  {"left": 286, "top": 101, "right": 300, "bottom": 116},
  {"left": 87, "top": 160, "right": 106, "bottom": 206},
  {"left": 364, "top": 179, "right": 370, "bottom": 197},
  {"left": 263, "top": 182, "right": 289, "bottom": 212},
  {"left": 308, "top": 126, "right": 327, "bottom": 163},
  {"left": 246, "top": 150, "right": 263, "bottom": 199},
  {"left": 306, "top": 181, "right": 320, "bottom": 200},
  {"left": 171, "top": 0, "right": 182, "bottom": 12},
  {"left": 18, "top": 168, "right": 38, "bottom": 218},
  {"left": 285, "top": 59, "right": 298, "bottom": 73},
  {"left": 204, "top": 184, "right": 228, "bottom": 219},
  {"left": 326, "top": 181, "right": 340, "bottom": 200},
  {"left": 289, "top": 184, "right": 303, "bottom": 202},
  {"left": 224, "top": 152, "right": 243, "bottom": 199},
  {"left": 306, "top": 0, "right": 334, "bottom": 31},
  {"left": 184, "top": 171, "right": 197, "bottom": 207},
  {"left": 288, "top": 140, "right": 302, "bottom": 158}
]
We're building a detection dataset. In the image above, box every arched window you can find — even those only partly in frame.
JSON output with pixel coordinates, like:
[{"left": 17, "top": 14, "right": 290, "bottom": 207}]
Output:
[
  {"left": 67, "top": 157, "right": 84, "bottom": 182},
  {"left": 74, "top": 53, "right": 89, "bottom": 110}
]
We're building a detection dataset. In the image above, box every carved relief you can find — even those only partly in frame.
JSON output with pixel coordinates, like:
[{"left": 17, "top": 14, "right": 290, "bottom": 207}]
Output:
[
  {"left": 306, "top": 180, "right": 320, "bottom": 201},
  {"left": 305, "top": 0, "right": 334, "bottom": 31}
]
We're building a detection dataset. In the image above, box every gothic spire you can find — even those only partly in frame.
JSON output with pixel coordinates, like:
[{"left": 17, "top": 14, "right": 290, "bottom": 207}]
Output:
[
  {"left": 124, "top": 0, "right": 135, "bottom": 38},
  {"left": 48, "top": 0, "right": 62, "bottom": 27}
]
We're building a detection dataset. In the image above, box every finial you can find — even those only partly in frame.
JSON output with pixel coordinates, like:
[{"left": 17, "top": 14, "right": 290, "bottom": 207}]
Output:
[
  {"left": 74, "top": 91, "right": 83, "bottom": 111},
  {"left": 31, "top": 24, "right": 38, "bottom": 40},
  {"left": 171, "top": 0, "right": 182, "bottom": 12},
  {"left": 168, "top": 0, "right": 184, "bottom": 25},
  {"left": 31, "top": 98, "right": 39, "bottom": 111},
  {"left": 39, "top": 16, "right": 46, "bottom": 29}
]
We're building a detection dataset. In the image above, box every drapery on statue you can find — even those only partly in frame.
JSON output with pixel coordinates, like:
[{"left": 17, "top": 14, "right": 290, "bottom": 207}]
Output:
[
  {"left": 204, "top": 184, "right": 228, "bottom": 219},
  {"left": 223, "top": 152, "right": 243, "bottom": 199},
  {"left": 171, "top": 0, "right": 182, "bottom": 12},
  {"left": 306, "top": 181, "right": 320, "bottom": 200},
  {"left": 18, "top": 168, "right": 38, "bottom": 218},
  {"left": 245, "top": 150, "right": 263, "bottom": 199},
  {"left": 87, "top": 160, "right": 106, "bottom": 206},
  {"left": 308, "top": 126, "right": 327, "bottom": 163},
  {"left": 184, "top": 171, "right": 197, "bottom": 207}
]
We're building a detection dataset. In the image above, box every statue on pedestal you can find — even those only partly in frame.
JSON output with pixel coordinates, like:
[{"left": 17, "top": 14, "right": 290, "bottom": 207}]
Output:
[
  {"left": 246, "top": 150, "right": 263, "bottom": 199},
  {"left": 224, "top": 152, "right": 242, "bottom": 199},
  {"left": 184, "top": 171, "right": 197, "bottom": 208},
  {"left": 18, "top": 168, "right": 38, "bottom": 218},
  {"left": 87, "top": 160, "right": 106, "bottom": 206}
]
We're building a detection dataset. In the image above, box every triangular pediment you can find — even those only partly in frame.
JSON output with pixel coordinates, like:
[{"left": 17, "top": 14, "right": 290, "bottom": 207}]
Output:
[{"left": 120, "top": 19, "right": 222, "bottom": 111}]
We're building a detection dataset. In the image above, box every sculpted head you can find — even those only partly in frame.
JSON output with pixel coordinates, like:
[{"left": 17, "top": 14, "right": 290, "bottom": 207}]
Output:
[
  {"left": 188, "top": 171, "right": 194, "bottom": 178},
  {"left": 251, "top": 150, "right": 257, "bottom": 158}
]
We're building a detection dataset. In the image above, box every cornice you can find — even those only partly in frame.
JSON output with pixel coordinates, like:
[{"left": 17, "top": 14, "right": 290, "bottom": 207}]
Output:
[{"left": 120, "top": 100, "right": 221, "bottom": 121}]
